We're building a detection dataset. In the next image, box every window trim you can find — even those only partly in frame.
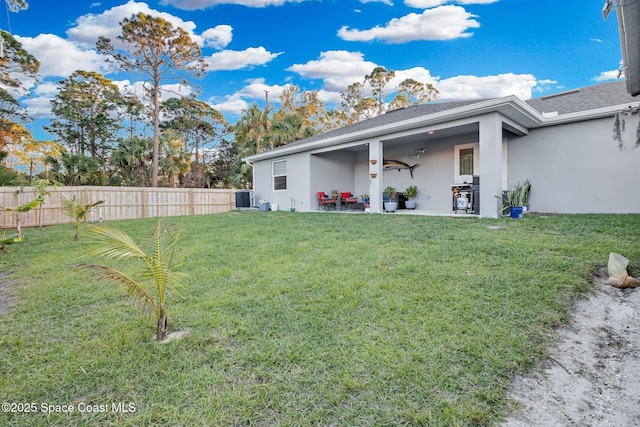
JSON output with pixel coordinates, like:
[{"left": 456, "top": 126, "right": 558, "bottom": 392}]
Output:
[
  {"left": 453, "top": 143, "right": 479, "bottom": 184},
  {"left": 272, "top": 159, "right": 287, "bottom": 191}
]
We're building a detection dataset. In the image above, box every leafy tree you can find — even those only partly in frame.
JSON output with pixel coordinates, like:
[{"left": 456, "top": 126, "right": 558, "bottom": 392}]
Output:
[
  {"left": 0, "top": 118, "right": 31, "bottom": 154},
  {"left": 45, "top": 70, "right": 123, "bottom": 159},
  {"left": 158, "top": 131, "right": 190, "bottom": 188},
  {"left": 0, "top": 31, "right": 39, "bottom": 158},
  {"left": 365, "top": 66, "right": 395, "bottom": 116},
  {"left": 389, "top": 78, "right": 439, "bottom": 110},
  {"left": 337, "top": 82, "right": 375, "bottom": 125},
  {"left": 337, "top": 67, "right": 440, "bottom": 124},
  {"left": 273, "top": 85, "right": 326, "bottom": 132},
  {"left": 233, "top": 103, "right": 271, "bottom": 154},
  {"left": 0, "top": 30, "right": 39, "bottom": 97},
  {"left": 0, "top": 179, "right": 52, "bottom": 239},
  {"left": 23, "top": 140, "right": 61, "bottom": 182},
  {"left": 4, "top": 136, "right": 61, "bottom": 183},
  {"left": 45, "top": 151, "right": 107, "bottom": 186},
  {"left": 267, "top": 113, "right": 316, "bottom": 148},
  {"left": 97, "top": 13, "right": 207, "bottom": 187},
  {"left": 161, "top": 96, "right": 227, "bottom": 187},
  {"left": 60, "top": 195, "right": 104, "bottom": 240},
  {"left": 0, "top": 151, "right": 23, "bottom": 186},
  {"left": 0, "top": 87, "right": 29, "bottom": 124},
  {"left": 109, "top": 136, "right": 151, "bottom": 187},
  {"left": 230, "top": 156, "right": 253, "bottom": 189},
  {"left": 119, "top": 94, "right": 145, "bottom": 140},
  {"left": 319, "top": 109, "right": 349, "bottom": 132},
  {"left": 205, "top": 138, "right": 238, "bottom": 188},
  {"left": 80, "top": 220, "right": 188, "bottom": 340},
  {"left": 5, "top": 0, "right": 28, "bottom": 12}
]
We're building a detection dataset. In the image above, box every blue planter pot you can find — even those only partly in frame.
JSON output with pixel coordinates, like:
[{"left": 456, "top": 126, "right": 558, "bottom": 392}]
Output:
[{"left": 509, "top": 206, "right": 523, "bottom": 219}]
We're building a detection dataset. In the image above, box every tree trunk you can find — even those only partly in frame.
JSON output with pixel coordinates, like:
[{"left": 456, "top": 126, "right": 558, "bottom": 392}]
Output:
[
  {"left": 156, "top": 304, "right": 168, "bottom": 340},
  {"left": 151, "top": 76, "right": 161, "bottom": 188},
  {"left": 16, "top": 215, "right": 22, "bottom": 239}
]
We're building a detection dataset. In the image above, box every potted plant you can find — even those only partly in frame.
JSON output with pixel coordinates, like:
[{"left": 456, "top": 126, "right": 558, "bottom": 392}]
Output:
[
  {"left": 403, "top": 185, "right": 418, "bottom": 209},
  {"left": 498, "top": 180, "right": 531, "bottom": 219},
  {"left": 520, "top": 179, "right": 532, "bottom": 212},
  {"left": 384, "top": 186, "right": 397, "bottom": 212}
]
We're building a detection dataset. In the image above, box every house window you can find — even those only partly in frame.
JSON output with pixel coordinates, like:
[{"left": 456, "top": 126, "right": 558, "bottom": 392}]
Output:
[
  {"left": 454, "top": 143, "right": 479, "bottom": 183},
  {"left": 459, "top": 148, "right": 474, "bottom": 176},
  {"left": 273, "top": 160, "right": 287, "bottom": 191}
]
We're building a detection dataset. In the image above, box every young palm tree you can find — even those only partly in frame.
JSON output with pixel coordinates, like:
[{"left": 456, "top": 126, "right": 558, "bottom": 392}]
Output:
[
  {"left": 60, "top": 195, "right": 104, "bottom": 240},
  {"left": 80, "top": 221, "right": 188, "bottom": 340}
]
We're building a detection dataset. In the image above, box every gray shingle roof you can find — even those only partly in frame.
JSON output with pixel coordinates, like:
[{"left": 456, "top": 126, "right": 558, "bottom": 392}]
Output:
[
  {"left": 259, "top": 80, "right": 638, "bottom": 156},
  {"left": 525, "top": 80, "right": 637, "bottom": 115},
  {"left": 282, "top": 99, "right": 486, "bottom": 150}
]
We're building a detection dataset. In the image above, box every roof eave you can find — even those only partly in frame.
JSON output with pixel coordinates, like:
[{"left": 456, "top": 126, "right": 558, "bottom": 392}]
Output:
[
  {"left": 536, "top": 102, "right": 640, "bottom": 126},
  {"left": 244, "top": 97, "right": 545, "bottom": 162}
]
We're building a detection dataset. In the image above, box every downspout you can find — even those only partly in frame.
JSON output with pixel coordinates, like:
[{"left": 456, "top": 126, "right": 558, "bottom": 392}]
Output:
[{"left": 244, "top": 159, "right": 255, "bottom": 190}]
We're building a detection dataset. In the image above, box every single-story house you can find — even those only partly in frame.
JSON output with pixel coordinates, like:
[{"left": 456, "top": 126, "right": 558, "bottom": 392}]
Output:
[{"left": 243, "top": 80, "right": 640, "bottom": 217}]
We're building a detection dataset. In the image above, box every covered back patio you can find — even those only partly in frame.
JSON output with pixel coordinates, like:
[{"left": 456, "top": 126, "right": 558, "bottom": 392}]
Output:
[{"left": 309, "top": 112, "right": 528, "bottom": 218}]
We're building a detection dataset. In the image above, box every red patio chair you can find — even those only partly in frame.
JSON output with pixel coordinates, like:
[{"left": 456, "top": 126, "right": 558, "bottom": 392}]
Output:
[
  {"left": 317, "top": 192, "right": 336, "bottom": 211},
  {"left": 340, "top": 192, "right": 358, "bottom": 210}
]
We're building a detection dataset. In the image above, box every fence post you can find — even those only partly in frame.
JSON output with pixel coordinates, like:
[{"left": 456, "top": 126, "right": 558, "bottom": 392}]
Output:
[{"left": 142, "top": 189, "right": 147, "bottom": 218}]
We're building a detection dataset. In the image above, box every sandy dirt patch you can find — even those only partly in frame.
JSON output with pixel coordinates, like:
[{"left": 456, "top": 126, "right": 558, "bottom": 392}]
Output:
[{"left": 503, "top": 274, "right": 640, "bottom": 427}]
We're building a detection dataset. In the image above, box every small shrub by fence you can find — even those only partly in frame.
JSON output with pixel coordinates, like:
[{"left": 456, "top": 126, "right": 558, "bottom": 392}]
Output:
[{"left": 0, "top": 186, "right": 237, "bottom": 229}]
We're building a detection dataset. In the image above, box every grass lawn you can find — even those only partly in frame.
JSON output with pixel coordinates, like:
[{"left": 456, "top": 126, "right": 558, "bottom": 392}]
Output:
[{"left": 1, "top": 211, "right": 639, "bottom": 426}]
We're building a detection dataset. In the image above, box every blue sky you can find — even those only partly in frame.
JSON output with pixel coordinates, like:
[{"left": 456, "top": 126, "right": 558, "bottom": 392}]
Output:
[{"left": 3, "top": 0, "right": 624, "bottom": 140}]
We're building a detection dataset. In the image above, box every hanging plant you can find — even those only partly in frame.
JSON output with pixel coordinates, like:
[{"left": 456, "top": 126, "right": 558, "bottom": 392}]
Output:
[{"left": 612, "top": 103, "right": 640, "bottom": 150}]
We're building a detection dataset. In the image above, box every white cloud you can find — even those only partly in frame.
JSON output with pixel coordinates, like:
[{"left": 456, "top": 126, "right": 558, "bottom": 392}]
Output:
[
  {"left": 23, "top": 96, "right": 53, "bottom": 119},
  {"left": 287, "top": 50, "right": 378, "bottom": 91},
  {"left": 404, "top": 0, "right": 497, "bottom": 6},
  {"left": 67, "top": 1, "right": 193, "bottom": 45},
  {"left": 236, "top": 78, "right": 290, "bottom": 100},
  {"left": 436, "top": 73, "right": 538, "bottom": 100},
  {"left": 593, "top": 70, "right": 621, "bottom": 82},
  {"left": 66, "top": 0, "right": 228, "bottom": 50},
  {"left": 159, "top": 0, "right": 309, "bottom": 10},
  {"left": 359, "top": 0, "right": 394, "bottom": 5},
  {"left": 391, "top": 67, "right": 439, "bottom": 87},
  {"left": 338, "top": 5, "right": 480, "bottom": 43},
  {"left": 456, "top": 0, "right": 497, "bottom": 4},
  {"left": 204, "top": 47, "right": 282, "bottom": 71},
  {"left": 210, "top": 93, "right": 249, "bottom": 114},
  {"left": 288, "top": 51, "right": 538, "bottom": 102},
  {"left": 202, "top": 25, "right": 233, "bottom": 49},
  {"left": 32, "top": 82, "right": 59, "bottom": 97},
  {"left": 404, "top": 0, "right": 447, "bottom": 7},
  {"left": 208, "top": 79, "right": 295, "bottom": 114},
  {"left": 15, "top": 34, "right": 107, "bottom": 77}
]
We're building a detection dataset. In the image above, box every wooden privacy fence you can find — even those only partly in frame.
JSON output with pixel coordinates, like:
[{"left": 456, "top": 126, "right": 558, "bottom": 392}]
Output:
[{"left": 0, "top": 186, "right": 237, "bottom": 229}]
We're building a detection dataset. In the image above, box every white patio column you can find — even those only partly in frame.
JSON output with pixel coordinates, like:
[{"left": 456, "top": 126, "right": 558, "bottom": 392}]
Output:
[
  {"left": 478, "top": 113, "right": 503, "bottom": 218},
  {"left": 369, "top": 140, "right": 383, "bottom": 213}
]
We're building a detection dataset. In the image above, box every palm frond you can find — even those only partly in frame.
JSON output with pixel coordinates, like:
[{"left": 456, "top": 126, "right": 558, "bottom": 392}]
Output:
[
  {"left": 84, "top": 224, "right": 147, "bottom": 260},
  {"left": 141, "top": 220, "right": 187, "bottom": 269},
  {"left": 80, "top": 219, "right": 189, "bottom": 339},
  {"left": 79, "top": 263, "right": 159, "bottom": 318}
]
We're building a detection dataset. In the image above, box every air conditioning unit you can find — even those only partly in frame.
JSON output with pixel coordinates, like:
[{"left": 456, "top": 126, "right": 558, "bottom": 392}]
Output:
[{"left": 235, "top": 190, "right": 255, "bottom": 208}]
